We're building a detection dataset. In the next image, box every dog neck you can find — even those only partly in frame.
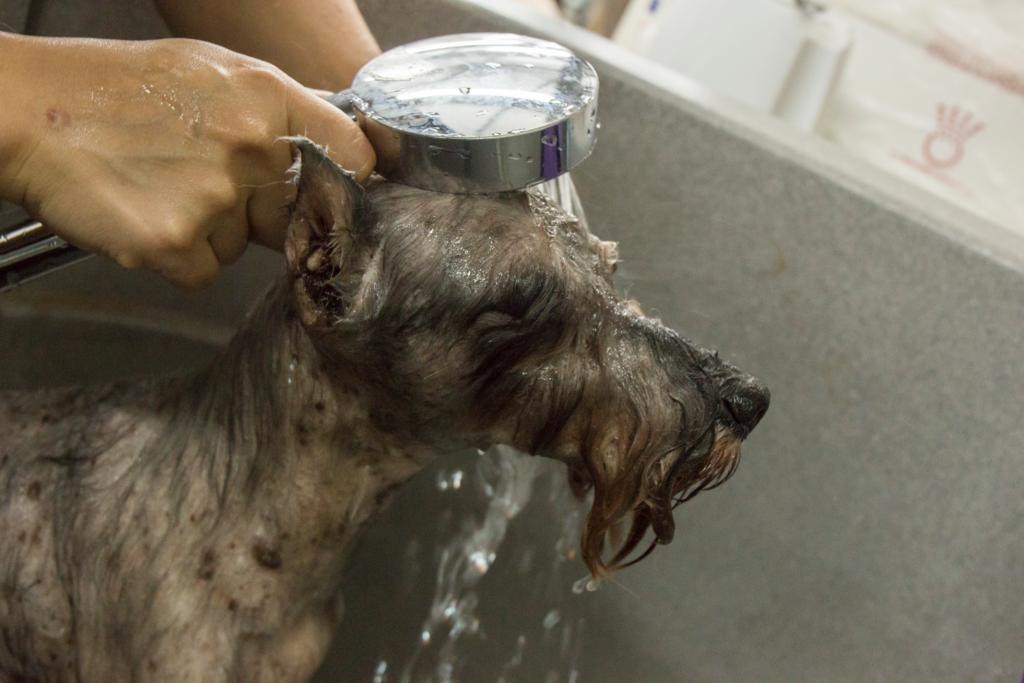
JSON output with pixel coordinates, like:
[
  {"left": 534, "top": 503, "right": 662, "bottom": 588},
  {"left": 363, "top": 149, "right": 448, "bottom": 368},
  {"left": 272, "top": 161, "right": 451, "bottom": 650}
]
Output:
[{"left": 162, "top": 278, "right": 438, "bottom": 561}]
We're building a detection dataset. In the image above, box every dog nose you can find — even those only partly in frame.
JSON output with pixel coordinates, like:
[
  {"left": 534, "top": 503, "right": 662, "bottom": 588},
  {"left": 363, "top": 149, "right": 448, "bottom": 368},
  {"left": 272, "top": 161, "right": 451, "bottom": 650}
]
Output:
[{"left": 722, "top": 377, "right": 770, "bottom": 436}]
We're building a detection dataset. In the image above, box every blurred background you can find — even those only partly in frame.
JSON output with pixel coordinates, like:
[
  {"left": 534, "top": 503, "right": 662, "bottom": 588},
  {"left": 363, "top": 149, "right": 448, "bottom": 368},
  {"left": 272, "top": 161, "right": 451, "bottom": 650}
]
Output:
[{"left": 494, "top": 0, "right": 1024, "bottom": 236}]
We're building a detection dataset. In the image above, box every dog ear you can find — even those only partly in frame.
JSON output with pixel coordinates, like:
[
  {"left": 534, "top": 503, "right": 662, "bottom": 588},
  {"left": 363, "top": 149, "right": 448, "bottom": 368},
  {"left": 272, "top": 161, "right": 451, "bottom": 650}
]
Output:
[{"left": 284, "top": 137, "right": 367, "bottom": 328}]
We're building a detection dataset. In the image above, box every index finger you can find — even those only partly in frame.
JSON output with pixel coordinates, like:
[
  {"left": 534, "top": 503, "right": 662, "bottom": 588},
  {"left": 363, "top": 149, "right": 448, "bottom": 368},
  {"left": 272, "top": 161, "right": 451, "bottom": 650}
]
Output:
[{"left": 283, "top": 84, "right": 376, "bottom": 182}]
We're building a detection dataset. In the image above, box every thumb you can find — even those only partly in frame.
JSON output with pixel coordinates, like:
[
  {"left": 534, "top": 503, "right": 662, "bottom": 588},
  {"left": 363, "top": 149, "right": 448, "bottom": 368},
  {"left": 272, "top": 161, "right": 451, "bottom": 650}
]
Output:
[{"left": 283, "top": 84, "right": 376, "bottom": 182}]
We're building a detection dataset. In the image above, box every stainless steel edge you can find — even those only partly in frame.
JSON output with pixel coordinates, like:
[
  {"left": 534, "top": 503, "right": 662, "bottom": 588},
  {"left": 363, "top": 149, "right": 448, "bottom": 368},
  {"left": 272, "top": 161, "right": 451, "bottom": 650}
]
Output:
[{"left": 362, "top": 95, "right": 598, "bottom": 193}]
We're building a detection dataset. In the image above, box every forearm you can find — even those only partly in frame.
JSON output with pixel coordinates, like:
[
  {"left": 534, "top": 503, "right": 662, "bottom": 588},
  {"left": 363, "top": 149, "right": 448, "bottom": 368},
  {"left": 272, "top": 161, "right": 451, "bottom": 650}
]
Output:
[
  {"left": 153, "top": 0, "right": 380, "bottom": 91},
  {"left": 0, "top": 32, "right": 43, "bottom": 204}
]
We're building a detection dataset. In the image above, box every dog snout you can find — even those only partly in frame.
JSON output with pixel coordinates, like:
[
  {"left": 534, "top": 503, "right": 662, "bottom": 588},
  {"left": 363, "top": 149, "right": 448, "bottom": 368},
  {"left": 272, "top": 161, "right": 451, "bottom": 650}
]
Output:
[{"left": 721, "top": 376, "right": 769, "bottom": 437}]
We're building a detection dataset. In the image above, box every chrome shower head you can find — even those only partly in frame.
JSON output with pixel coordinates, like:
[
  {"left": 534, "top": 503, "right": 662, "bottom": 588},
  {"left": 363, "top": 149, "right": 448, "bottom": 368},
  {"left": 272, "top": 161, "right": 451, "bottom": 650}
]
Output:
[{"left": 334, "top": 32, "right": 599, "bottom": 194}]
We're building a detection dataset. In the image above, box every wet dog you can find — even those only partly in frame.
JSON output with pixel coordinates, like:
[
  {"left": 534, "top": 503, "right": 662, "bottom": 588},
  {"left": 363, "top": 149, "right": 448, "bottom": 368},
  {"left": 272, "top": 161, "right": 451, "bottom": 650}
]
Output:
[{"left": 0, "top": 140, "right": 768, "bottom": 682}]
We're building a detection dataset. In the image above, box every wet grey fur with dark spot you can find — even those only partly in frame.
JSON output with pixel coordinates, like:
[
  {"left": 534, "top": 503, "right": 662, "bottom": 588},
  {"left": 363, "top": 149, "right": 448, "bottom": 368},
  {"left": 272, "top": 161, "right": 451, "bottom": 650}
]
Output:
[{"left": 0, "top": 140, "right": 768, "bottom": 682}]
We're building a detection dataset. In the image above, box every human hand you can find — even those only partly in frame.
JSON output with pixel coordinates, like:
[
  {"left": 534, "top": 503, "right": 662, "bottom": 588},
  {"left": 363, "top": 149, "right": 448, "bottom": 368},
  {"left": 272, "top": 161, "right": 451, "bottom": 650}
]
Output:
[{"left": 0, "top": 35, "right": 374, "bottom": 287}]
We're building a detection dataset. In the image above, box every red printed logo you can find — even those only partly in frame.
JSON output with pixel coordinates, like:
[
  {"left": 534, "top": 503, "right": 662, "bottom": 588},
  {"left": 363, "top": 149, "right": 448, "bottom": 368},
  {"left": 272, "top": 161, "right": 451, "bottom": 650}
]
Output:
[{"left": 894, "top": 103, "right": 985, "bottom": 189}]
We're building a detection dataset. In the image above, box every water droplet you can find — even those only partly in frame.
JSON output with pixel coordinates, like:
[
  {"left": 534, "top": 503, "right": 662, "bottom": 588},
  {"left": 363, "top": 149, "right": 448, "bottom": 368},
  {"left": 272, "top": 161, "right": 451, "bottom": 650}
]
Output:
[
  {"left": 572, "top": 576, "right": 599, "bottom": 594},
  {"left": 372, "top": 660, "right": 388, "bottom": 683},
  {"left": 541, "top": 134, "right": 558, "bottom": 147},
  {"left": 596, "top": 122, "right": 602, "bottom": 130},
  {"left": 543, "top": 610, "right": 561, "bottom": 630},
  {"left": 507, "top": 152, "right": 523, "bottom": 161},
  {"left": 526, "top": 156, "right": 533, "bottom": 163},
  {"left": 459, "top": 86, "right": 472, "bottom": 95},
  {"left": 485, "top": 62, "right": 502, "bottom": 68},
  {"left": 469, "top": 550, "right": 493, "bottom": 574},
  {"left": 524, "top": 63, "right": 535, "bottom": 69},
  {"left": 436, "top": 469, "right": 465, "bottom": 491},
  {"left": 287, "top": 355, "right": 298, "bottom": 385},
  {"left": 420, "top": 629, "right": 431, "bottom": 644}
]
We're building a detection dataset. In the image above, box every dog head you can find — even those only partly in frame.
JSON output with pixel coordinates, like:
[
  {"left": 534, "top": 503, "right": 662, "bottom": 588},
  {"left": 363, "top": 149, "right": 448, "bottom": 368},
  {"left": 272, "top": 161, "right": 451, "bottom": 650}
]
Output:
[{"left": 284, "top": 139, "right": 769, "bottom": 577}]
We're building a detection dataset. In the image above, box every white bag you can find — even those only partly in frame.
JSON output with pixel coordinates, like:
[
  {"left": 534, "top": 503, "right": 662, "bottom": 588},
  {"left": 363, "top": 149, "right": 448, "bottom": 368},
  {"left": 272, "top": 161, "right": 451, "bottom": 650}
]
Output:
[{"left": 817, "top": 7, "right": 1024, "bottom": 233}]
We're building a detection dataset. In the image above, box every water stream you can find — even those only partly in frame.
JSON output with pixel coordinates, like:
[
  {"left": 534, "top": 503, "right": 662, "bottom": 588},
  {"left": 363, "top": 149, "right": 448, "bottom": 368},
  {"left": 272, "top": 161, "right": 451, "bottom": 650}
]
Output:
[{"left": 372, "top": 446, "right": 590, "bottom": 683}]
